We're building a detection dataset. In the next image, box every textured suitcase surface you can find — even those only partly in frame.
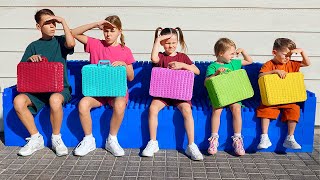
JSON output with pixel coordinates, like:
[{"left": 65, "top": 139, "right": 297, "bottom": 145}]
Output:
[
  {"left": 205, "top": 69, "right": 254, "bottom": 108},
  {"left": 82, "top": 60, "right": 127, "bottom": 97},
  {"left": 17, "top": 57, "right": 64, "bottom": 93},
  {"left": 149, "top": 67, "right": 194, "bottom": 100},
  {"left": 258, "top": 72, "right": 307, "bottom": 106}
]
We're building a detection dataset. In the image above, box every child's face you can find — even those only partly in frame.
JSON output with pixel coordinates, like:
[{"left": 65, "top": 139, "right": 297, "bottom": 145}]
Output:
[
  {"left": 272, "top": 48, "right": 291, "bottom": 64},
  {"left": 37, "top": 15, "right": 56, "bottom": 38},
  {"left": 160, "top": 34, "right": 178, "bottom": 55},
  {"left": 218, "top": 46, "right": 236, "bottom": 63},
  {"left": 103, "top": 26, "right": 121, "bottom": 46}
]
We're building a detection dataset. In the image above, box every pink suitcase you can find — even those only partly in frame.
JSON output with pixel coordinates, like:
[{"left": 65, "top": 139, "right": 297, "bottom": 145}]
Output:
[{"left": 149, "top": 67, "right": 194, "bottom": 100}]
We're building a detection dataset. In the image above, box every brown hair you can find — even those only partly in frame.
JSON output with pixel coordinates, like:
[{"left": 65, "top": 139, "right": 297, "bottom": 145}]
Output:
[
  {"left": 105, "top": 15, "right": 125, "bottom": 47},
  {"left": 214, "top": 38, "right": 236, "bottom": 57},
  {"left": 273, "top": 38, "right": 296, "bottom": 51},
  {"left": 34, "top": 9, "right": 55, "bottom": 23},
  {"left": 154, "top": 27, "right": 187, "bottom": 52}
]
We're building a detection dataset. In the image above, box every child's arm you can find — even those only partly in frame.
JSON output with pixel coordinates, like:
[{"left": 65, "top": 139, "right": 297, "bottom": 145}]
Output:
[
  {"left": 259, "top": 70, "right": 287, "bottom": 79},
  {"left": 290, "top": 48, "right": 311, "bottom": 67},
  {"left": 168, "top": 62, "right": 200, "bottom": 75},
  {"left": 151, "top": 34, "right": 173, "bottom": 63},
  {"left": 204, "top": 68, "right": 226, "bottom": 84},
  {"left": 71, "top": 20, "right": 109, "bottom": 45},
  {"left": 52, "top": 16, "right": 75, "bottom": 49},
  {"left": 112, "top": 61, "right": 134, "bottom": 81},
  {"left": 236, "top": 48, "right": 253, "bottom": 66}
]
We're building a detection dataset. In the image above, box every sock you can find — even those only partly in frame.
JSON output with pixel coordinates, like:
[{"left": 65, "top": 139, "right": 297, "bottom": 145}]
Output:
[
  {"left": 261, "top": 134, "right": 269, "bottom": 138},
  {"left": 234, "top": 133, "right": 241, "bottom": 137},
  {"left": 287, "top": 135, "right": 294, "bottom": 141},
  {"left": 52, "top": 133, "right": 61, "bottom": 140},
  {"left": 31, "top": 132, "right": 40, "bottom": 139},
  {"left": 108, "top": 134, "right": 117, "bottom": 141},
  {"left": 84, "top": 134, "right": 93, "bottom": 139},
  {"left": 211, "top": 133, "right": 219, "bottom": 138}
]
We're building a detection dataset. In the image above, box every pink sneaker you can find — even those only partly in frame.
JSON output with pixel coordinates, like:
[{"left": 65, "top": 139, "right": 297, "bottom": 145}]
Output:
[
  {"left": 208, "top": 136, "right": 219, "bottom": 155},
  {"left": 232, "top": 136, "right": 245, "bottom": 156}
]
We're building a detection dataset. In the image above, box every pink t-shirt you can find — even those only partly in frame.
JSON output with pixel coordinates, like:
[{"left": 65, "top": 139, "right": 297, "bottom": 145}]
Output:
[{"left": 85, "top": 37, "right": 135, "bottom": 65}]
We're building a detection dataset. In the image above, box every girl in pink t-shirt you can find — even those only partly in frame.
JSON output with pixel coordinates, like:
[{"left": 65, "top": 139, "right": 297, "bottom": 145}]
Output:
[
  {"left": 141, "top": 27, "right": 203, "bottom": 161},
  {"left": 71, "top": 15, "right": 135, "bottom": 157}
]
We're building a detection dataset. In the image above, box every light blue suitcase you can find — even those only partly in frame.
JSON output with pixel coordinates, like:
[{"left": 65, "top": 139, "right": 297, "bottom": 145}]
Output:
[{"left": 82, "top": 60, "right": 127, "bottom": 97}]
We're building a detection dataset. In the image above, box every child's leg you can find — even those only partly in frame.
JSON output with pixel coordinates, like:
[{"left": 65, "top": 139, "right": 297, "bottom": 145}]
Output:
[
  {"left": 211, "top": 107, "right": 223, "bottom": 135},
  {"left": 229, "top": 103, "right": 242, "bottom": 134},
  {"left": 49, "top": 93, "right": 65, "bottom": 135},
  {"left": 261, "top": 118, "right": 270, "bottom": 134},
  {"left": 287, "top": 120, "right": 297, "bottom": 135},
  {"left": 177, "top": 102, "right": 194, "bottom": 145},
  {"left": 13, "top": 94, "right": 37, "bottom": 135},
  {"left": 109, "top": 97, "right": 127, "bottom": 135},
  {"left": 177, "top": 102, "right": 203, "bottom": 161},
  {"left": 229, "top": 103, "right": 245, "bottom": 155},
  {"left": 78, "top": 97, "right": 101, "bottom": 135},
  {"left": 148, "top": 99, "right": 166, "bottom": 140}
]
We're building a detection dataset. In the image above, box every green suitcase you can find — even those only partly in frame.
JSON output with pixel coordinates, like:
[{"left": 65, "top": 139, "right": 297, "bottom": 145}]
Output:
[{"left": 205, "top": 69, "right": 254, "bottom": 108}]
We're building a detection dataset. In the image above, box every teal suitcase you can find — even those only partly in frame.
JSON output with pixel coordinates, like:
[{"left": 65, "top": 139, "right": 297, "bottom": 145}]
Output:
[{"left": 82, "top": 60, "right": 127, "bottom": 97}]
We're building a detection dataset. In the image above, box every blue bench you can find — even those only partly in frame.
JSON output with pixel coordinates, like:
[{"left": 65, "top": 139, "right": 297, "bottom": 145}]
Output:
[{"left": 2, "top": 61, "right": 317, "bottom": 153}]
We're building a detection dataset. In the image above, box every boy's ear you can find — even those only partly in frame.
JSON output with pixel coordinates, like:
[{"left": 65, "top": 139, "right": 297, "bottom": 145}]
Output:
[
  {"left": 272, "top": 50, "right": 277, "bottom": 56},
  {"left": 36, "top": 23, "right": 41, "bottom": 30}
]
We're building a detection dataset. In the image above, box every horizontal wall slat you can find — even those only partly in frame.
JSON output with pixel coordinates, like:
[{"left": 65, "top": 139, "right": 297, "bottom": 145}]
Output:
[
  {"left": 1, "top": 7, "right": 320, "bottom": 32},
  {"left": 1, "top": 0, "right": 320, "bottom": 8},
  {"left": 1, "top": 29, "right": 320, "bottom": 56}
]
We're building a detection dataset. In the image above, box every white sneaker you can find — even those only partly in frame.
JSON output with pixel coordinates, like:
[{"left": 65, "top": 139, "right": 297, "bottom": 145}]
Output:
[
  {"left": 74, "top": 137, "right": 96, "bottom": 156},
  {"left": 105, "top": 137, "right": 125, "bottom": 157},
  {"left": 283, "top": 137, "right": 301, "bottom": 149},
  {"left": 185, "top": 143, "right": 203, "bottom": 161},
  {"left": 52, "top": 136, "right": 68, "bottom": 156},
  {"left": 18, "top": 134, "right": 44, "bottom": 156},
  {"left": 142, "top": 140, "right": 159, "bottom": 157},
  {"left": 257, "top": 135, "right": 272, "bottom": 149}
]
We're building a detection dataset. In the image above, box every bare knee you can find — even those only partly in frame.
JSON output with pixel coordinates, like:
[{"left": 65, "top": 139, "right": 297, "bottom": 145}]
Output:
[
  {"left": 49, "top": 94, "right": 63, "bottom": 110},
  {"left": 180, "top": 106, "right": 192, "bottom": 116},
  {"left": 230, "top": 104, "right": 241, "bottom": 114},
  {"left": 149, "top": 105, "right": 161, "bottom": 117},
  {"left": 78, "top": 98, "right": 92, "bottom": 114},
  {"left": 13, "top": 94, "right": 29, "bottom": 112},
  {"left": 113, "top": 98, "right": 126, "bottom": 114}
]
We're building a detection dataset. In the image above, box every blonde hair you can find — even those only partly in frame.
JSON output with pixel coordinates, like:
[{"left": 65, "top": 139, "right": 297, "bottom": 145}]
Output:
[
  {"left": 154, "top": 27, "right": 187, "bottom": 52},
  {"left": 105, "top": 15, "right": 125, "bottom": 47},
  {"left": 273, "top": 38, "right": 296, "bottom": 51},
  {"left": 214, "top": 38, "right": 236, "bottom": 57}
]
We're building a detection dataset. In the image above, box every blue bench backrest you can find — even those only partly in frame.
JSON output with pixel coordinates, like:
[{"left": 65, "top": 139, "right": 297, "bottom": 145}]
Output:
[{"left": 66, "top": 60, "right": 263, "bottom": 108}]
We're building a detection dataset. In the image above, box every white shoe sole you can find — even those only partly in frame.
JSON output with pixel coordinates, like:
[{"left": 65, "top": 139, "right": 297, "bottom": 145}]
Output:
[
  {"left": 141, "top": 147, "right": 159, "bottom": 157},
  {"left": 74, "top": 147, "right": 96, "bottom": 156},
  {"left": 105, "top": 146, "right": 125, "bottom": 157},
  {"left": 185, "top": 150, "right": 204, "bottom": 161},
  {"left": 257, "top": 142, "right": 272, "bottom": 149},
  {"left": 18, "top": 144, "right": 44, "bottom": 156},
  {"left": 283, "top": 142, "right": 301, "bottom": 149}
]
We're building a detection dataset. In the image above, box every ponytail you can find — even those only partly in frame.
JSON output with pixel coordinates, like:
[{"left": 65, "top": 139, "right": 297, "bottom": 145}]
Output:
[
  {"left": 175, "top": 27, "right": 187, "bottom": 53},
  {"left": 154, "top": 27, "right": 162, "bottom": 43}
]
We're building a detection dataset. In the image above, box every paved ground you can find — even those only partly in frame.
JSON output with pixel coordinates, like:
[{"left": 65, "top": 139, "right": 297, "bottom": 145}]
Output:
[{"left": 0, "top": 129, "right": 319, "bottom": 180}]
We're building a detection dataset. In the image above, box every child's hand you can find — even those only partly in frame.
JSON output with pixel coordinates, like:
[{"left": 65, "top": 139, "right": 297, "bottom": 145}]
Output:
[
  {"left": 156, "top": 34, "right": 173, "bottom": 42},
  {"left": 112, "top": 61, "right": 127, "bottom": 67},
  {"left": 28, "top": 55, "right": 42, "bottom": 62},
  {"left": 274, "top": 70, "right": 287, "bottom": 79},
  {"left": 97, "top": 20, "right": 114, "bottom": 30},
  {"left": 290, "top": 48, "right": 304, "bottom": 55},
  {"left": 51, "top": 16, "right": 64, "bottom": 24},
  {"left": 168, "top": 61, "right": 185, "bottom": 70},
  {"left": 216, "top": 67, "right": 226, "bottom": 74},
  {"left": 236, "top": 48, "right": 244, "bottom": 56}
]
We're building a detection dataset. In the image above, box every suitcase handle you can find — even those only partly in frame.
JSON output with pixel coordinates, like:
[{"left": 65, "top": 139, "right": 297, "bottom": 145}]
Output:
[
  {"left": 219, "top": 68, "right": 232, "bottom": 75},
  {"left": 98, "top": 60, "right": 111, "bottom": 66}
]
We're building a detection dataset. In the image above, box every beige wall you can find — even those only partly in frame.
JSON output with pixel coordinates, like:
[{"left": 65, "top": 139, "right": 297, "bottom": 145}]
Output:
[{"left": 0, "top": 1, "right": 319, "bottom": 131}]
